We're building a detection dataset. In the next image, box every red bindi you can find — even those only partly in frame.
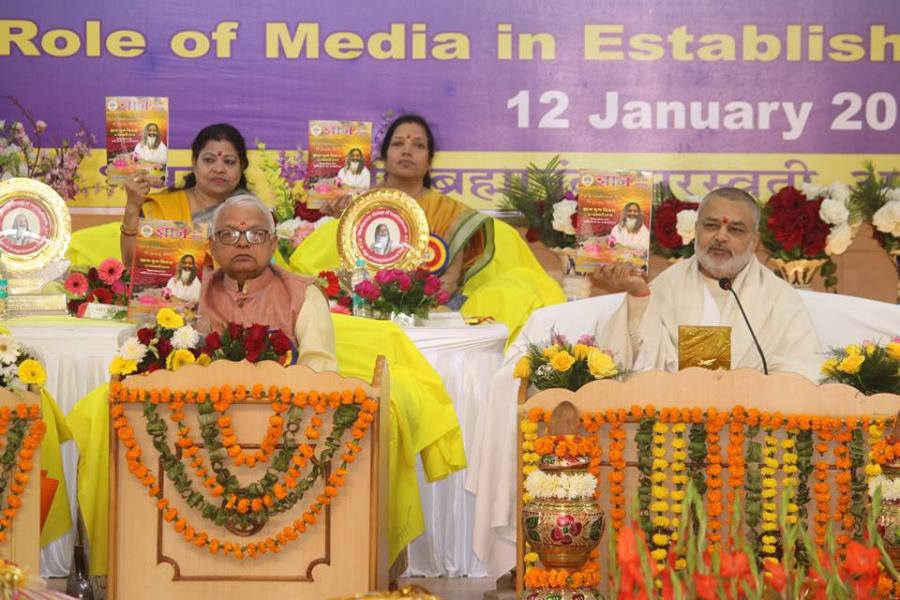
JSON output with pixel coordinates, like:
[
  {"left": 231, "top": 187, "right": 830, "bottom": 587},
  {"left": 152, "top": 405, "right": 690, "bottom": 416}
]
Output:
[
  {"left": 216, "top": 151, "right": 223, "bottom": 157},
  {"left": 722, "top": 217, "right": 729, "bottom": 224}
]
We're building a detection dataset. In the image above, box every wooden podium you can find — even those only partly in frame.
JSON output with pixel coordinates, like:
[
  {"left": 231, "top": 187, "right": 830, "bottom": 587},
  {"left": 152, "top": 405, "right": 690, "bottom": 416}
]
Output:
[
  {"left": 0, "top": 388, "right": 41, "bottom": 572},
  {"left": 108, "top": 359, "right": 389, "bottom": 600},
  {"left": 516, "top": 368, "right": 899, "bottom": 594}
]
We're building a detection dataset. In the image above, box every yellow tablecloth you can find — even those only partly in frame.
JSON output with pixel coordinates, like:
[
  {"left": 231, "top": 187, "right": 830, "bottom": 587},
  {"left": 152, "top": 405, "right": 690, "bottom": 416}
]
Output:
[{"left": 65, "top": 313, "right": 465, "bottom": 575}]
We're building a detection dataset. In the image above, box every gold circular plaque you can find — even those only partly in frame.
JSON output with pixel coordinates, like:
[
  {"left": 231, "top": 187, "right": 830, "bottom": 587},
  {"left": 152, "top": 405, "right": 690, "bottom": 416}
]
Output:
[
  {"left": 337, "top": 188, "right": 429, "bottom": 271},
  {"left": 0, "top": 178, "right": 71, "bottom": 274}
]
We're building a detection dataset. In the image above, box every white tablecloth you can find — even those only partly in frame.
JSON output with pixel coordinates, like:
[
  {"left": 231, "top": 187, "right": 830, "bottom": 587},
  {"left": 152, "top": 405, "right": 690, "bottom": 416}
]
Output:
[
  {"left": 467, "top": 291, "right": 900, "bottom": 578},
  {"left": 8, "top": 318, "right": 508, "bottom": 579}
]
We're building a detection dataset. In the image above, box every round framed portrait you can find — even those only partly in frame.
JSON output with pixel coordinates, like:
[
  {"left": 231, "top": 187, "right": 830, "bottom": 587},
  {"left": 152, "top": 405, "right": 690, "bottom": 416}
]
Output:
[
  {"left": 0, "top": 178, "right": 71, "bottom": 274},
  {"left": 338, "top": 188, "right": 429, "bottom": 271}
]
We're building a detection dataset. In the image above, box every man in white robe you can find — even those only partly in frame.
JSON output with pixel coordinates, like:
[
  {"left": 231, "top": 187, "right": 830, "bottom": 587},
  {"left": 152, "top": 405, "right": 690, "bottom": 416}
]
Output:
[{"left": 595, "top": 187, "right": 822, "bottom": 380}]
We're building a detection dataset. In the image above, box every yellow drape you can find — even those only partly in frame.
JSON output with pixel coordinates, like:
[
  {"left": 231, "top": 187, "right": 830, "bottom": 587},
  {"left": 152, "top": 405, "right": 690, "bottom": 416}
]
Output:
[{"left": 39, "top": 387, "right": 73, "bottom": 547}]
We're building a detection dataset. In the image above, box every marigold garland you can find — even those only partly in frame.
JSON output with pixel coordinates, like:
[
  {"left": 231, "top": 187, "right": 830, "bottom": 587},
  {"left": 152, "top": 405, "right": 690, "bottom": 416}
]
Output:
[
  {"left": 726, "top": 407, "right": 747, "bottom": 523},
  {"left": 833, "top": 423, "right": 853, "bottom": 555},
  {"left": 0, "top": 404, "right": 45, "bottom": 542},
  {"left": 704, "top": 409, "right": 726, "bottom": 545},
  {"left": 109, "top": 383, "right": 377, "bottom": 559}
]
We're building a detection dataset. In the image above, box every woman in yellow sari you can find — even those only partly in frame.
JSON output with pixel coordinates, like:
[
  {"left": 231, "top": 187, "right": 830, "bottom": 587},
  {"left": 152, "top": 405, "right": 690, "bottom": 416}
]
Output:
[{"left": 118, "top": 123, "right": 249, "bottom": 266}]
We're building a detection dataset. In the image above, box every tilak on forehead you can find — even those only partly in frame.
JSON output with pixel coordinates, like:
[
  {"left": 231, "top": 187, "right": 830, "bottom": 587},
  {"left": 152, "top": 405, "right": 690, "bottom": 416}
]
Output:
[{"left": 722, "top": 216, "right": 729, "bottom": 224}]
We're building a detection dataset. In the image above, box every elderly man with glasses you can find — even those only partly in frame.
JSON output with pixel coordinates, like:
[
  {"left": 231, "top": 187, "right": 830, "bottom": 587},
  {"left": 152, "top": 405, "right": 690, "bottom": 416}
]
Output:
[{"left": 198, "top": 194, "right": 337, "bottom": 372}]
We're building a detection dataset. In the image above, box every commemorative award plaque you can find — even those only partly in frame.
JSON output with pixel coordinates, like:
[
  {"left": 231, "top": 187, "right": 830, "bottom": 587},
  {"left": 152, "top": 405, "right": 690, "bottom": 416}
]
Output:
[
  {"left": 337, "top": 188, "right": 429, "bottom": 271},
  {"left": 0, "top": 178, "right": 71, "bottom": 315}
]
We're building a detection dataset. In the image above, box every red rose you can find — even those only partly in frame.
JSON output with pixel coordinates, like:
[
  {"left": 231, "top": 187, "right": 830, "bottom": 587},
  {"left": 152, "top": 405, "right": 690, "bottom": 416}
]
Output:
[
  {"left": 524, "top": 228, "right": 539, "bottom": 243},
  {"left": 137, "top": 328, "right": 155, "bottom": 345},
  {"left": 205, "top": 331, "right": 222, "bottom": 351},
  {"left": 156, "top": 339, "right": 172, "bottom": 360},
  {"left": 245, "top": 346, "right": 261, "bottom": 362},
  {"left": 246, "top": 323, "right": 268, "bottom": 344},
  {"left": 269, "top": 330, "right": 293, "bottom": 354},
  {"left": 295, "top": 202, "right": 323, "bottom": 222},
  {"left": 227, "top": 322, "right": 242, "bottom": 340},
  {"left": 765, "top": 186, "right": 828, "bottom": 256},
  {"left": 90, "top": 287, "right": 114, "bottom": 304},
  {"left": 337, "top": 295, "right": 352, "bottom": 308},
  {"left": 652, "top": 198, "right": 697, "bottom": 250},
  {"left": 145, "top": 363, "right": 162, "bottom": 373},
  {"left": 412, "top": 269, "right": 430, "bottom": 282},
  {"left": 87, "top": 267, "right": 99, "bottom": 282}
]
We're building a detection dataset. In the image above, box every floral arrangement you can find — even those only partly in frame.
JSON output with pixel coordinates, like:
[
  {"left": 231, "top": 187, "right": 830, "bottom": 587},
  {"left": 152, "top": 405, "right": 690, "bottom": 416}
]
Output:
[
  {"left": 520, "top": 405, "right": 900, "bottom": 598},
  {"left": 255, "top": 139, "right": 333, "bottom": 261},
  {"left": 353, "top": 268, "right": 450, "bottom": 319},
  {"left": 109, "top": 308, "right": 299, "bottom": 378},
  {"left": 651, "top": 184, "right": 700, "bottom": 260},
  {"left": 524, "top": 470, "right": 597, "bottom": 501},
  {"left": 513, "top": 332, "right": 622, "bottom": 392},
  {"left": 820, "top": 339, "right": 900, "bottom": 395},
  {"left": 0, "top": 404, "right": 46, "bottom": 546},
  {"left": 109, "top": 380, "right": 378, "bottom": 558},
  {"left": 0, "top": 333, "right": 47, "bottom": 390},
  {"left": 500, "top": 156, "right": 578, "bottom": 249},
  {"left": 0, "top": 558, "right": 76, "bottom": 599},
  {"left": 316, "top": 270, "right": 352, "bottom": 314},
  {"left": 63, "top": 258, "right": 130, "bottom": 318},
  {"left": 0, "top": 97, "right": 95, "bottom": 200},
  {"left": 852, "top": 162, "right": 900, "bottom": 256}
]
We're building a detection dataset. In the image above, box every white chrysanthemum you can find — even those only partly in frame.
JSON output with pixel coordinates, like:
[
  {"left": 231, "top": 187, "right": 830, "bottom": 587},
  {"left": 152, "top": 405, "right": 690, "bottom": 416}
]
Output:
[
  {"left": 675, "top": 209, "right": 698, "bottom": 245},
  {"left": 171, "top": 325, "right": 200, "bottom": 350},
  {"left": 551, "top": 199, "right": 578, "bottom": 235},
  {"left": 818, "top": 197, "right": 850, "bottom": 226},
  {"left": 825, "top": 222, "right": 853, "bottom": 255},
  {"left": 828, "top": 181, "right": 851, "bottom": 204},
  {"left": 868, "top": 475, "right": 900, "bottom": 501},
  {"left": 885, "top": 188, "right": 900, "bottom": 203},
  {"left": 525, "top": 470, "right": 598, "bottom": 500},
  {"left": 118, "top": 336, "right": 148, "bottom": 362},
  {"left": 275, "top": 218, "right": 302, "bottom": 240},
  {"left": 799, "top": 182, "right": 826, "bottom": 200},
  {"left": 0, "top": 336, "right": 21, "bottom": 364},
  {"left": 873, "top": 200, "right": 900, "bottom": 237}
]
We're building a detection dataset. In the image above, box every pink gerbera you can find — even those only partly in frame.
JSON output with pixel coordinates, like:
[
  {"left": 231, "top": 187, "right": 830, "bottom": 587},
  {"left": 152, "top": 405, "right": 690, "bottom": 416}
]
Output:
[
  {"left": 98, "top": 258, "right": 125, "bottom": 285},
  {"left": 64, "top": 272, "right": 89, "bottom": 298}
]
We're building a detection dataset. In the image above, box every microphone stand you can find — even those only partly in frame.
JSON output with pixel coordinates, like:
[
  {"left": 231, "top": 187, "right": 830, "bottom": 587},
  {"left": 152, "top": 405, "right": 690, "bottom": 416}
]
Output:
[{"left": 718, "top": 277, "right": 768, "bottom": 375}]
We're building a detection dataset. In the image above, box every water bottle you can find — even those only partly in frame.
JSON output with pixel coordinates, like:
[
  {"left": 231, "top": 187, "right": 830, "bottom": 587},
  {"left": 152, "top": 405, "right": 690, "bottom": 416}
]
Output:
[
  {"left": 0, "top": 279, "right": 8, "bottom": 320},
  {"left": 350, "top": 259, "right": 371, "bottom": 318}
]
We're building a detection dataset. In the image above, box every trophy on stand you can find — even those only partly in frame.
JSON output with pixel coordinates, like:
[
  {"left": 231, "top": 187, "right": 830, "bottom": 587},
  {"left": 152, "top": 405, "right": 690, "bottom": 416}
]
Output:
[{"left": 0, "top": 178, "right": 71, "bottom": 315}]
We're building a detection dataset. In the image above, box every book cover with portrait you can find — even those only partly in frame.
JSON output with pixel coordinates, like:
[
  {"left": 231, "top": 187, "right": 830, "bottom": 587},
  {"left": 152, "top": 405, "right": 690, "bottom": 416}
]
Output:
[
  {"left": 575, "top": 171, "right": 653, "bottom": 272},
  {"left": 127, "top": 218, "right": 209, "bottom": 320},
  {"left": 306, "top": 120, "right": 373, "bottom": 209},
  {"left": 106, "top": 96, "right": 169, "bottom": 188}
]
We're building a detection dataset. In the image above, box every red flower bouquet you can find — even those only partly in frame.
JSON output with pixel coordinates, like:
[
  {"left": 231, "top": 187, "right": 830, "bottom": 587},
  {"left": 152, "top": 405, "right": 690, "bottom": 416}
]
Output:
[
  {"left": 354, "top": 268, "right": 450, "bottom": 320},
  {"left": 762, "top": 186, "right": 831, "bottom": 259},
  {"left": 212, "top": 322, "right": 294, "bottom": 364},
  {"left": 64, "top": 258, "right": 130, "bottom": 318},
  {"left": 651, "top": 194, "right": 700, "bottom": 260},
  {"left": 316, "top": 270, "right": 352, "bottom": 314}
]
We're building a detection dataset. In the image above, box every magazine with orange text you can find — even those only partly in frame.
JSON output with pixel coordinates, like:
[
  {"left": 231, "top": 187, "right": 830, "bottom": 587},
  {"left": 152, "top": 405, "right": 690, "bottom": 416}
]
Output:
[
  {"left": 575, "top": 171, "right": 653, "bottom": 273},
  {"left": 106, "top": 96, "right": 169, "bottom": 188},
  {"left": 306, "top": 120, "right": 372, "bottom": 209}
]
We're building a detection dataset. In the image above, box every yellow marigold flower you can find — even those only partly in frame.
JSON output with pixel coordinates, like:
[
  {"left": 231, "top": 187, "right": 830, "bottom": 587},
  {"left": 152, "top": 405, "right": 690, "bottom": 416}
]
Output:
[
  {"left": 108, "top": 356, "right": 138, "bottom": 377},
  {"left": 522, "top": 441, "right": 534, "bottom": 451},
  {"left": 522, "top": 493, "right": 532, "bottom": 504},
  {"left": 781, "top": 438, "right": 795, "bottom": 449},
  {"left": 672, "top": 475, "right": 689, "bottom": 485},
  {"left": 763, "top": 502, "right": 777, "bottom": 512},
  {"left": 587, "top": 348, "right": 618, "bottom": 379},
  {"left": 652, "top": 516, "right": 671, "bottom": 528},
  {"left": 763, "top": 511, "right": 777, "bottom": 522},
  {"left": 764, "top": 435, "right": 777, "bottom": 445},
  {"left": 542, "top": 344, "right": 561, "bottom": 359},
  {"left": 865, "top": 343, "right": 876, "bottom": 356},
  {"left": 675, "top": 558, "right": 687, "bottom": 570},
  {"left": 572, "top": 344, "right": 591, "bottom": 360},
  {"left": 650, "top": 501, "right": 669, "bottom": 512},
  {"left": 197, "top": 353, "right": 212, "bottom": 366},
  {"left": 672, "top": 423, "right": 686, "bottom": 433},
  {"left": 869, "top": 425, "right": 883, "bottom": 440},
  {"left": 762, "top": 522, "right": 778, "bottom": 531},
  {"left": 820, "top": 357, "right": 839, "bottom": 375},
  {"left": 762, "top": 489, "right": 777, "bottom": 499},
  {"left": 652, "top": 533, "right": 669, "bottom": 546},
  {"left": 156, "top": 307, "right": 184, "bottom": 330},
  {"left": 783, "top": 477, "right": 798, "bottom": 487},
  {"left": 761, "top": 467, "right": 776, "bottom": 477},
  {"left": 782, "top": 452, "right": 798, "bottom": 463},
  {"left": 671, "top": 439, "right": 686, "bottom": 449},
  {"left": 865, "top": 464, "right": 882, "bottom": 477},
  {"left": 523, "top": 465, "right": 537, "bottom": 475},
  {"left": 652, "top": 459, "right": 669, "bottom": 470},
  {"left": 653, "top": 422, "right": 669, "bottom": 434},
  {"left": 788, "top": 503, "right": 799, "bottom": 513},
  {"left": 17, "top": 358, "right": 46, "bottom": 385},
  {"left": 670, "top": 503, "right": 682, "bottom": 514},
  {"left": 671, "top": 462, "right": 686, "bottom": 472},
  {"left": 651, "top": 486, "right": 670, "bottom": 499},
  {"left": 672, "top": 450, "right": 687, "bottom": 461},
  {"left": 650, "top": 472, "right": 667, "bottom": 483},
  {"left": 838, "top": 353, "right": 865, "bottom": 375},
  {"left": 549, "top": 351, "right": 576, "bottom": 372},
  {"left": 166, "top": 348, "right": 196, "bottom": 371},
  {"left": 524, "top": 432, "right": 537, "bottom": 441},
  {"left": 652, "top": 434, "right": 667, "bottom": 444},
  {"left": 651, "top": 447, "right": 667, "bottom": 458},
  {"left": 671, "top": 490, "right": 685, "bottom": 501},
  {"left": 762, "top": 535, "right": 777, "bottom": 545},
  {"left": 764, "top": 457, "right": 779, "bottom": 469},
  {"left": 845, "top": 344, "right": 861, "bottom": 356},
  {"left": 521, "top": 421, "right": 538, "bottom": 433},
  {"left": 513, "top": 356, "right": 532, "bottom": 379},
  {"left": 761, "top": 544, "right": 777, "bottom": 554},
  {"left": 787, "top": 515, "right": 798, "bottom": 524},
  {"left": 650, "top": 549, "right": 668, "bottom": 561},
  {"left": 523, "top": 552, "right": 539, "bottom": 564},
  {"left": 763, "top": 479, "right": 777, "bottom": 488},
  {"left": 887, "top": 341, "right": 900, "bottom": 361}
]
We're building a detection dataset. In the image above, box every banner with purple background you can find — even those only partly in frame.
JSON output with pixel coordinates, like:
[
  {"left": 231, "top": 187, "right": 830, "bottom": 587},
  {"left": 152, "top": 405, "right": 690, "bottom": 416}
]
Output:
[{"left": 1, "top": 0, "right": 898, "bottom": 211}]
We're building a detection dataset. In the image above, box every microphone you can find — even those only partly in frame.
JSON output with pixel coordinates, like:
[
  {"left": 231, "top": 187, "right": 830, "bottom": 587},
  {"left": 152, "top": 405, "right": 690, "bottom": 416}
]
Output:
[{"left": 718, "top": 277, "right": 769, "bottom": 375}]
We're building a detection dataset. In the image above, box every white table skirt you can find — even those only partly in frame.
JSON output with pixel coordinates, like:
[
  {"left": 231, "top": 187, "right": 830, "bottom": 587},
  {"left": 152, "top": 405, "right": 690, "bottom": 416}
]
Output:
[{"left": 8, "top": 318, "right": 508, "bottom": 579}]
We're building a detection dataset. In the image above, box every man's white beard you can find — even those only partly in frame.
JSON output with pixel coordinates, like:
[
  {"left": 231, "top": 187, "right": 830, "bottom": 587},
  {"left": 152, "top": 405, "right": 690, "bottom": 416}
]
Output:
[
  {"left": 180, "top": 271, "right": 193, "bottom": 284},
  {"left": 349, "top": 160, "right": 361, "bottom": 168},
  {"left": 695, "top": 239, "right": 754, "bottom": 280},
  {"left": 625, "top": 217, "right": 638, "bottom": 231},
  {"left": 147, "top": 135, "right": 158, "bottom": 146}
]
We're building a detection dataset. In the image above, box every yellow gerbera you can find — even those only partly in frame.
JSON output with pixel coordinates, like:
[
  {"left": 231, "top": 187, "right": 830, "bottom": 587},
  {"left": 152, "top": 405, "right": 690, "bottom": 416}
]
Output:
[
  {"left": 837, "top": 353, "right": 864, "bottom": 375},
  {"left": 820, "top": 357, "right": 838, "bottom": 375},
  {"left": 17, "top": 359, "right": 46, "bottom": 385},
  {"left": 156, "top": 307, "right": 185, "bottom": 330},
  {"left": 108, "top": 356, "right": 138, "bottom": 377},
  {"left": 887, "top": 341, "right": 900, "bottom": 361},
  {"left": 572, "top": 344, "right": 591, "bottom": 361},
  {"left": 166, "top": 349, "right": 196, "bottom": 371},
  {"left": 197, "top": 353, "right": 212, "bottom": 366},
  {"left": 587, "top": 348, "right": 618, "bottom": 379},
  {"left": 549, "top": 351, "right": 575, "bottom": 372},
  {"left": 513, "top": 356, "right": 532, "bottom": 379}
]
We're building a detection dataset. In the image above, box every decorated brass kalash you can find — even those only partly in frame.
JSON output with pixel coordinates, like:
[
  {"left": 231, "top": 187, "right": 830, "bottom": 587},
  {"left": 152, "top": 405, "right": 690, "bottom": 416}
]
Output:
[{"left": 0, "top": 178, "right": 71, "bottom": 315}]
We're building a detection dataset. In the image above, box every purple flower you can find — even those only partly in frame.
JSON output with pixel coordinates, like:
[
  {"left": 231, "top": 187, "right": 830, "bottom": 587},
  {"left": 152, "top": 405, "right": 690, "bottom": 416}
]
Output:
[
  {"left": 576, "top": 334, "right": 596, "bottom": 347},
  {"left": 564, "top": 190, "right": 576, "bottom": 200},
  {"left": 551, "top": 332, "right": 568, "bottom": 346}
]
